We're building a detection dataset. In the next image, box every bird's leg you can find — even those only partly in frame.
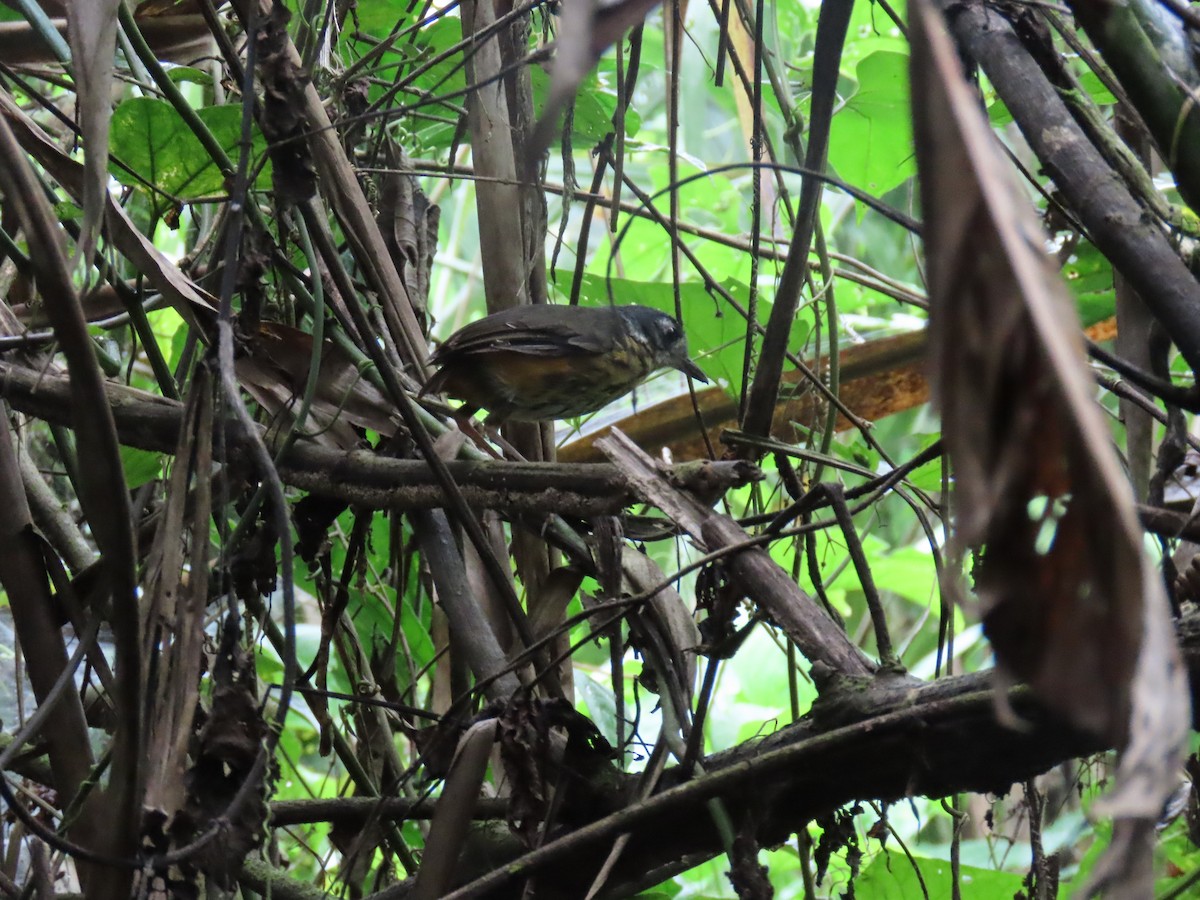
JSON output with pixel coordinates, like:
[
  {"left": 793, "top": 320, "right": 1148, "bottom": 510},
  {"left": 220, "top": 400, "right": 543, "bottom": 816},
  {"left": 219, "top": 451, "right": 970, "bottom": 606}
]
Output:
[
  {"left": 450, "top": 412, "right": 504, "bottom": 459},
  {"left": 481, "top": 413, "right": 528, "bottom": 461},
  {"left": 443, "top": 409, "right": 527, "bottom": 461}
]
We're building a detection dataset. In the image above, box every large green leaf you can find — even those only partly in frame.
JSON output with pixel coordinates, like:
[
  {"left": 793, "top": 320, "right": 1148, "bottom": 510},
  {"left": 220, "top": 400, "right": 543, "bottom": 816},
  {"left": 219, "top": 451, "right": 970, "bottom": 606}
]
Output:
[
  {"left": 829, "top": 536, "right": 938, "bottom": 608},
  {"left": 531, "top": 67, "right": 641, "bottom": 145},
  {"left": 1062, "top": 241, "right": 1116, "bottom": 327},
  {"left": 109, "top": 97, "right": 267, "bottom": 201},
  {"left": 342, "top": 14, "right": 465, "bottom": 146},
  {"left": 346, "top": 0, "right": 416, "bottom": 38},
  {"left": 120, "top": 446, "right": 163, "bottom": 489},
  {"left": 842, "top": 0, "right": 908, "bottom": 66},
  {"left": 829, "top": 50, "right": 914, "bottom": 198},
  {"left": 1077, "top": 69, "right": 1117, "bottom": 107},
  {"left": 856, "top": 854, "right": 1025, "bottom": 899}
]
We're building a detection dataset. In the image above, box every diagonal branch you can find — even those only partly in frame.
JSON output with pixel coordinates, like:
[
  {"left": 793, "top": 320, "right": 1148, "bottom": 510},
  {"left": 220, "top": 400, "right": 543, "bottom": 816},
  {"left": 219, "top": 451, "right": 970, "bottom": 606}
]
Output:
[
  {"left": 597, "top": 429, "right": 874, "bottom": 676},
  {"left": 373, "top": 658, "right": 1143, "bottom": 899}
]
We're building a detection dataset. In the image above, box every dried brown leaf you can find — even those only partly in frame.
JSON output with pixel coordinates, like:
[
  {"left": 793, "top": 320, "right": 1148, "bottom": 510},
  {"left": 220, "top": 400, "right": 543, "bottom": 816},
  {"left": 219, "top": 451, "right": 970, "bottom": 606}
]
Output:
[
  {"left": 66, "top": 0, "right": 121, "bottom": 276},
  {"left": 376, "top": 143, "right": 439, "bottom": 326},
  {"left": 411, "top": 719, "right": 499, "bottom": 900},
  {"left": 142, "top": 371, "right": 213, "bottom": 815},
  {"left": 254, "top": 2, "right": 316, "bottom": 205},
  {"left": 913, "top": 0, "right": 1141, "bottom": 740},
  {"left": 910, "top": 1, "right": 1188, "bottom": 893},
  {"left": 172, "top": 619, "right": 268, "bottom": 887},
  {"left": 236, "top": 321, "right": 400, "bottom": 449},
  {"left": 620, "top": 546, "right": 699, "bottom": 703},
  {"left": 527, "top": 565, "right": 586, "bottom": 643}
]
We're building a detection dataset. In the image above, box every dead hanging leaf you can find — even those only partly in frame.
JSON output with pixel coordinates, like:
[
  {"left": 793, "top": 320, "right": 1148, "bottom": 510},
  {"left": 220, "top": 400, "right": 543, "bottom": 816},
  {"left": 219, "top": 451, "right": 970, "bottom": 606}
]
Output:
[
  {"left": 254, "top": 1, "right": 316, "bottom": 206},
  {"left": 411, "top": 718, "right": 499, "bottom": 900},
  {"left": 235, "top": 321, "right": 400, "bottom": 449},
  {"left": 618, "top": 546, "right": 700, "bottom": 704},
  {"left": 66, "top": 0, "right": 120, "bottom": 279},
  {"left": 914, "top": 0, "right": 1141, "bottom": 741},
  {"left": 526, "top": 565, "right": 586, "bottom": 643},
  {"left": 497, "top": 697, "right": 554, "bottom": 845},
  {"left": 142, "top": 366, "right": 213, "bottom": 818},
  {"left": 910, "top": 1, "right": 1188, "bottom": 894},
  {"left": 376, "top": 143, "right": 440, "bottom": 329},
  {"left": 170, "top": 616, "right": 268, "bottom": 887},
  {"left": 495, "top": 696, "right": 619, "bottom": 846}
]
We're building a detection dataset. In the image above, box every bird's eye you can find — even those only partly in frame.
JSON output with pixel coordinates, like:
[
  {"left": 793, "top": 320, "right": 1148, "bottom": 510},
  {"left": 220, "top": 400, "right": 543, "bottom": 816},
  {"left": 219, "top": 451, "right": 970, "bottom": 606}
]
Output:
[{"left": 660, "top": 320, "right": 680, "bottom": 341}]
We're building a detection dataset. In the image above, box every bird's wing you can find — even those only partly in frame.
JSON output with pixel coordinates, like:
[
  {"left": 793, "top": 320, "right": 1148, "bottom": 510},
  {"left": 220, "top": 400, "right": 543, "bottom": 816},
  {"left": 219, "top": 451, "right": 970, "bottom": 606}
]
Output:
[{"left": 432, "top": 306, "right": 617, "bottom": 360}]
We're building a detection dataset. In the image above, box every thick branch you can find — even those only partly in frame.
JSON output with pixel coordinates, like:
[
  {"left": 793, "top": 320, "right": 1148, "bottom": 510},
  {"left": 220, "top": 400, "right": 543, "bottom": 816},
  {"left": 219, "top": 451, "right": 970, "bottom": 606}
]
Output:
[
  {"left": 1069, "top": 0, "right": 1200, "bottom": 212},
  {"left": 0, "top": 361, "right": 762, "bottom": 516},
  {"left": 0, "top": 101, "right": 141, "bottom": 896},
  {"left": 357, "top": 664, "right": 1130, "bottom": 899},
  {"left": 516, "top": 679, "right": 1101, "bottom": 898},
  {"left": 597, "top": 429, "right": 875, "bottom": 676},
  {"left": 353, "top": 607, "right": 1200, "bottom": 898}
]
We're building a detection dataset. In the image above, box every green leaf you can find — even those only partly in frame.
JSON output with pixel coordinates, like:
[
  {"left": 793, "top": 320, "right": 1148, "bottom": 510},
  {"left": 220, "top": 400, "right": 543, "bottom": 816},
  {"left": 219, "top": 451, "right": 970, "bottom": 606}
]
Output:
[
  {"left": 1077, "top": 69, "right": 1116, "bottom": 107},
  {"left": 54, "top": 200, "right": 83, "bottom": 222},
  {"left": 899, "top": 435, "right": 943, "bottom": 492},
  {"left": 165, "top": 311, "right": 192, "bottom": 371},
  {"left": 364, "top": 15, "right": 466, "bottom": 150},
  {"left": 829, "top": 538, "right": 938, "bottom": 607},
  {"left": 988, "top": 103, "right": 1013, "bottom": 127},
  {"left": 856, "top": 853, "right": 1025, "bottom": 899},
  {"left": 348, "top": 0, "right": 418, "bottom": 39},
  {"left": 575, "top": 671, "right": 619, "bottom": 749},
  {"left": 829, "top": 50, "right": 915, "bottom": 198},
  {"left": 356, "top": 587, "right": 435, "bottom": 696},
  {"left": 1072, "top": 815, "right": 1200, "bottom": 895},
  {"left": 842, "top": 0, "right": 908, "bottom": 66},
  {"left": 259, "top": 621, "right": 354, "bottom": 696},
  {"left": 109, "top": 97, "right": 267, "bottom": 201},
  {"left": 1155, "top": 815, "right": 1200, "bottom": 894},
  {"left": 1062, "top": 241, "right": 1116, "bottom": 327},
  {"left": 166, "top": 66, "right": 214, "bottom": 86},
  {"left": 530, "top": 67, "right": 641, "bottom": 145},
  {"left": 121, "top": 446, "right": 163, "bottom": 489},
  {"left": 730, "top": 626, "right": 816, "bottom": 714}
]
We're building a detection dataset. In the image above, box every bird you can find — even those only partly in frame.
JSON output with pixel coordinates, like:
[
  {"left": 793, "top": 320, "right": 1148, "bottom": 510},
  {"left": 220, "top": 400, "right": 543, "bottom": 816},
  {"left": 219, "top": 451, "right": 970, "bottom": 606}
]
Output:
[{"left": 421, "top": 303, "right": 708, "bottom": 423}]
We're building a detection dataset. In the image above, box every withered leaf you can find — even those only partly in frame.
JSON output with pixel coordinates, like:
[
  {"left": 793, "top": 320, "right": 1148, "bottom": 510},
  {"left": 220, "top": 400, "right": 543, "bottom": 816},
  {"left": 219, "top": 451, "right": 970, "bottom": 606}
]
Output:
[{"left": 910, "top": 2, "right": 1188, "bottom": 895}]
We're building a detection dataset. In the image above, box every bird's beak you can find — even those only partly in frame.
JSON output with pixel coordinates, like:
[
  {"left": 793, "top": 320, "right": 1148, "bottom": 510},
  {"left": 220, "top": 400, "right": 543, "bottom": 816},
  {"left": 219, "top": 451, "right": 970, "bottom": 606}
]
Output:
[{"left": 675, "top": 356, "right": 709, "bottom": 383}]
